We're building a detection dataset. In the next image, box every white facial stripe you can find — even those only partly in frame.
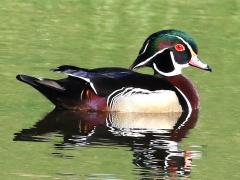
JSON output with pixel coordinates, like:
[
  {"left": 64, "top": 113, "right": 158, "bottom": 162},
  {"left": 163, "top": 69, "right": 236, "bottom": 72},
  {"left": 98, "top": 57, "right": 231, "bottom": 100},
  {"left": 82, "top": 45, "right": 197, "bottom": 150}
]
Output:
[
  {"left": 175, "top": 35, "right": 194, "bottom": 53},
  {"left": 135, "top": 34, "right": 196, "bottom": 71},
  {"left": 165, "top": 34, "right": 195, "bottom": 56},
  {"left": 140, "top": 40, "right": 150, "bottom": 55},
  {"left": 134, "top": 48, "right": 168, "bottom": 69},
  {"left": 153, "top": 51, "right": 189, "bottom": 77}
]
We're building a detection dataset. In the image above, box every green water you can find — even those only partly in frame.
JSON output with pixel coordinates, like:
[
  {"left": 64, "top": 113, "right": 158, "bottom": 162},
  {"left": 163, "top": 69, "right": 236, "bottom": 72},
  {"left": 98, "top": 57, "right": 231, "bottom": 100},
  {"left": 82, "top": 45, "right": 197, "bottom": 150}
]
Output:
[{"left": 0, "top": 0, "right": 239, "bottom": 179}]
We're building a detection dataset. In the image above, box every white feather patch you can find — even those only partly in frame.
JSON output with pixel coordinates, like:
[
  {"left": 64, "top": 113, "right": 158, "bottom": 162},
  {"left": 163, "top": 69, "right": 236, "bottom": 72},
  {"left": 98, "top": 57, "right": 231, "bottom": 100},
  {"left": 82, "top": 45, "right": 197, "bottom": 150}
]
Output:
[{"left": 109, "top": 89, "right": 182, "bottom": 113}]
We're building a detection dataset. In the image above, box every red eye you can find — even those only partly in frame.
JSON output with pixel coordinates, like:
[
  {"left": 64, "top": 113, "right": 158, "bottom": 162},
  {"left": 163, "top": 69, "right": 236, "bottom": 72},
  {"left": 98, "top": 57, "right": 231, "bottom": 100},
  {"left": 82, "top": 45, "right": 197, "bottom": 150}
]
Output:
[{"left": 175, "top": 44, "right": 185, "bottom": 51}]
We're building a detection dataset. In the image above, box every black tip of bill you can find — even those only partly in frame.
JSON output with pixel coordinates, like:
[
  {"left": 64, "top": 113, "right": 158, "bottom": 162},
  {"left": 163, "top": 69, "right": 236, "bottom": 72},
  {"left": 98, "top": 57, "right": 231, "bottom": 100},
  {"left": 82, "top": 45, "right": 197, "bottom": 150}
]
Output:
[{"left": 206, "top": 65, "right": 212, "bottom": 72}]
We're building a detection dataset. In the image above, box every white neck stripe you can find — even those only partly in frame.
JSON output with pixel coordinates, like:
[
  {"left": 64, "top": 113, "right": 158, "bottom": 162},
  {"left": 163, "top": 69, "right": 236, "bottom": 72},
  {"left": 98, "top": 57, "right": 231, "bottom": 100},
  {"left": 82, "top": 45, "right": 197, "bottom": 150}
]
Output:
[
  {"left": 134, "top": 48, "right": 168, "bottom": 69},
  {"left": 174, "top": 87, "right": 192, "bottom": 130}
]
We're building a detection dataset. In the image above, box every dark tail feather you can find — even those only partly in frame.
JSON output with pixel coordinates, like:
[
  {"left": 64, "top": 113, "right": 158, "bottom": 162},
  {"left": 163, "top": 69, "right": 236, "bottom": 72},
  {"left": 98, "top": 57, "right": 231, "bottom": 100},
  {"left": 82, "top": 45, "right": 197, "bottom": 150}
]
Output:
[
  {"left": 16, "top": 74, "right": 65, "bottom": 106},
  {"left": 16, "top": 74, "right": 39, "bottom": 87}
]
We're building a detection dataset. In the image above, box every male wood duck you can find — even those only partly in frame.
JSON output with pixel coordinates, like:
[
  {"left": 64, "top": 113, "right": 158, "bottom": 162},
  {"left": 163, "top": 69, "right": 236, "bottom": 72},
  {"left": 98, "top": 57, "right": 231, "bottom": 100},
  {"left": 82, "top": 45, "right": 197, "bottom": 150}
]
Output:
[{"left": 16, "top": 29, "right": 211, "bottom": 113}]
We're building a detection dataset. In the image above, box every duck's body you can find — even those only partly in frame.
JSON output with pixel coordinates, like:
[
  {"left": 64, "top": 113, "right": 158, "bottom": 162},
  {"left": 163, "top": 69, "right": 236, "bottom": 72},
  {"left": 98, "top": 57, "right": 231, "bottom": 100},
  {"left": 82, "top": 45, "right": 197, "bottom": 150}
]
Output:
[
  {"left": 17, "top": 66, "right": 194, "bottom": 112},
  {"left": 17, "top": 29, "right": 211, "bottom": 113}
]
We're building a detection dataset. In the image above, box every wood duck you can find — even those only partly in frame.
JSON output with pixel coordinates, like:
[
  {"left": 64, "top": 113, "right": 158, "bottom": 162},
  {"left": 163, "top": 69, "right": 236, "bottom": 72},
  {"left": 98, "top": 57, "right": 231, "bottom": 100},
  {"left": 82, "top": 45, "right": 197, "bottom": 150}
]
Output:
[{"left": 16, "top": 29, "right": 211, "bottom": 113}]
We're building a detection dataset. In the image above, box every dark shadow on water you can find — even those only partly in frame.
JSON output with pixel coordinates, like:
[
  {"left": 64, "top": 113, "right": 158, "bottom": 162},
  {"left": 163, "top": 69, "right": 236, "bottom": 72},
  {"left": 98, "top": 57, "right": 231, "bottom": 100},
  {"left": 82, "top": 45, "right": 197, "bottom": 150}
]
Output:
[{"left": 14, "top": 109, "right": 199, "bottom": 179}]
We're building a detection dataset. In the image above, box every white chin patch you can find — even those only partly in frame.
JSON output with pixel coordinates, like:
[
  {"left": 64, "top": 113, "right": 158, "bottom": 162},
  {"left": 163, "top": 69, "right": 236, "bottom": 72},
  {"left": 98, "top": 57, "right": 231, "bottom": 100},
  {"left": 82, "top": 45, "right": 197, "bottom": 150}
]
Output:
[
  {"left": 153, "top": 63, "right": 181, "bottom": 76},
  {"left": 153, "top": 51, "right": 189, "bottom": 77}
]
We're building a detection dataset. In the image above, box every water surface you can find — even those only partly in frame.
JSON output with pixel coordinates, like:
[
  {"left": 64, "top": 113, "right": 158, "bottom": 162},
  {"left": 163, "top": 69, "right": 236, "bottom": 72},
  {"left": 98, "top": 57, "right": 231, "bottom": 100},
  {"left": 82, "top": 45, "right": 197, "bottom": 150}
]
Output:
[{"left": 0, "top": 0, "right": 239, "bottom": 179}]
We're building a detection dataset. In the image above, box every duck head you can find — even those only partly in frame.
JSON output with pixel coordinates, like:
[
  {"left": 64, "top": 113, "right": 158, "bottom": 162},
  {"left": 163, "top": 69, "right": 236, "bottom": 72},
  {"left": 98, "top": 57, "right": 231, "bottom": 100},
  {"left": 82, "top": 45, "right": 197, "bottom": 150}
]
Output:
[{"left": 130, "top": 29, "right": 212, "bottom": 76}]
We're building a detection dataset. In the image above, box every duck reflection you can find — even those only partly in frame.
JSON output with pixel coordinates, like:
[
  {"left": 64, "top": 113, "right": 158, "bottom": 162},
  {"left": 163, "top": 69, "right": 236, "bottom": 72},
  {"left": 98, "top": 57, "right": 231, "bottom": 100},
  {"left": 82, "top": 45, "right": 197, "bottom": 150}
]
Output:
[
  {"left": 14, "top": 109, "right": 199, "bottom": 178},
  {"left": 107, "top": 110, "right": 199, "bottom": 177}
]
